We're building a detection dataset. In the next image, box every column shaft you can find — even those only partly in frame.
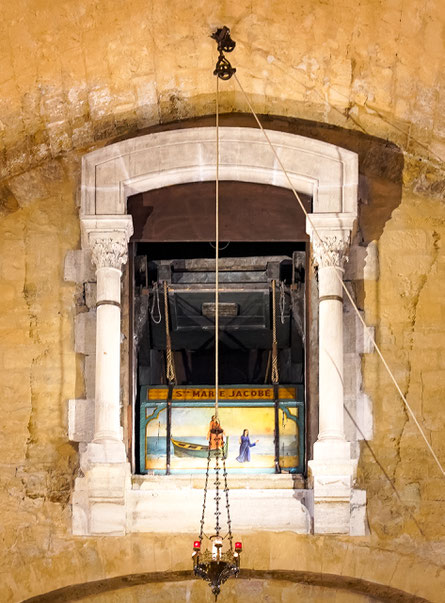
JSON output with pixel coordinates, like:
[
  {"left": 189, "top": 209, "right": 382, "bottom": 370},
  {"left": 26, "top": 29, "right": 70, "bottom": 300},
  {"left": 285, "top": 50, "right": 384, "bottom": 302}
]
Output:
[
  {"left": 318, "top": 265, "right": 344, "bottom": 441},
  {"left": 94, "top": 266, "right": 122, "bottom": 441}
]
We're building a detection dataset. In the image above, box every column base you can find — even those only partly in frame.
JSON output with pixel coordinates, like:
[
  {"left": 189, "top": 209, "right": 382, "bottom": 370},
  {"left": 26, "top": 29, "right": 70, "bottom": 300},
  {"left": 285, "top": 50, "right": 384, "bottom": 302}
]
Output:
[
  {"left": 308, "top": 438, "right": 362, "bottom": 535},
  {"left": 73, "top": 444, "right": 130, "bottom": 536},
  {"left": 85, "top": 439, "right": 127, "bottom": 464}
]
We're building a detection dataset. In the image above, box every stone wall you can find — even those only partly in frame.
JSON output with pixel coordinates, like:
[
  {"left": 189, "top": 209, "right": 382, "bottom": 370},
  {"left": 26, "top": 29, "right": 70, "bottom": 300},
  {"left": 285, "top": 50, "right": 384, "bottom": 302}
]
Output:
[{"left": 1, "top": 0, "right": 445, "bottom": 601}]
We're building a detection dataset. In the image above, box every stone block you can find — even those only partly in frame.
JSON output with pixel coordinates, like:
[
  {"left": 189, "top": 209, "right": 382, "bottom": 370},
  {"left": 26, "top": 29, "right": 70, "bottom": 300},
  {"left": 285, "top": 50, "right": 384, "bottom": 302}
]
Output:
[
  {"left": 350, "top": 489, "right": 367, "bottom": 536},
  {"left": 84, "top": 354, "right": 96, "bottom": 400},
  {"left": 313, "top": 500, "right": 350, "bottom": 534},
  {"left": 86, "top": 463, "right": 129, "bottom": 499},
  {"left": 345, "top": 241, "right": 379, "bottom": 281},
  {"left": 68, "top": 398, "right": 94, "bottom": 443},
  {"left": 7, "top": 164, "right": 55, "bottom": 206},
  {"left": 312, "top": 474, "right": 352, "bottom": 500},
  {"left": 74, "top": 310, "right": 96, "bottom": 355},
  {"left": 89, "top": 501, "right": 126, "bottom": 535},
  {"left": 344, "top": 308, "right": 375, "bottom": 354},
  {"left": 72, "top": 478, "right": 89, "bottom": 536},
  {"left": 355, "top": 392, "right": 373, "bottom": 440},
  {"left": 128, "top": 487, "right": 311, "bottom": 534},
  {"left": 85, "top": 440, "right": 128, "bottom": 465},
  {"left": 343, "top": 352, "right": 361, "bottom": 395},
  {"left": 84, "top": 282, "right": 97, "bottom": 308},
  {"left": 64, "top": 249, "right": 96, "bottom": 283}
]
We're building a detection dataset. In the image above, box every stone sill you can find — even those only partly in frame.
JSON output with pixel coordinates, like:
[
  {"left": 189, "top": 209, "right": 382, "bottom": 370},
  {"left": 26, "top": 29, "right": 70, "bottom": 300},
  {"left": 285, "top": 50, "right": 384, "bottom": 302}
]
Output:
[{"left": 132, "top": 473, "right": 306, "bottom": 491}]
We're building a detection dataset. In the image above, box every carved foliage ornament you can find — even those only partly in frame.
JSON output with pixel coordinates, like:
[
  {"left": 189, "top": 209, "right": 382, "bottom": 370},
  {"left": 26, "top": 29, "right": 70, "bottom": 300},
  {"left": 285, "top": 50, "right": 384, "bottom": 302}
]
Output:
[
  {"left": 90, "top": 235, "right": 128, "bottom": 270},
  {"left": 312, "top": 234, "right": 350, "bottom": 269}
]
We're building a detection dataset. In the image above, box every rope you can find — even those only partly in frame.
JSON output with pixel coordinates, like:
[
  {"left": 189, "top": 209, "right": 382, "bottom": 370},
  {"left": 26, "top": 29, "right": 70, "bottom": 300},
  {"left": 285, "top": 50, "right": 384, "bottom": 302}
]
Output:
[
  {"left": 271, "top": 279, "right": 279, "bottom": 385},
  {"left": 214, "top": 75, "right": 220, "bottom": 420},
  {"left": 233, "top": 72, "right": 445, "bottom": 480},
  {"left": 150, "top": 281, "right": 161, "bottom": 324},
  {"left": 163, "top": 280, "right": 176, "bottom": 385},
  {"left": 279, "top": 280, "right": 286, "bottom": 325}
]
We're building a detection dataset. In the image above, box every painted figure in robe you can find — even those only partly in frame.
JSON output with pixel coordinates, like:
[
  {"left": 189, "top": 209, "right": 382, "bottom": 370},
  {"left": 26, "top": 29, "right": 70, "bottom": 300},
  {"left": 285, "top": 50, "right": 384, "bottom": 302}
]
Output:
[{"left": 236, "top": 429, "right": 259, "bottom": 462}]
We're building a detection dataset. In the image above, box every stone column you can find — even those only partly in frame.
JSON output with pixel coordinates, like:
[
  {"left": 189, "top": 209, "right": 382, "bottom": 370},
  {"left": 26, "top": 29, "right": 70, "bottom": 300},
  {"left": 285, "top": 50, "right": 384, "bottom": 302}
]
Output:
[
  {"left": 307, "top": 214, "right": 357, "bottom": 534},
  {"left": 81, "top": 216, "right": 133, "bottom": 462},
  {"left": 72, "top": 216, "right": 133, "bottom": 536}
]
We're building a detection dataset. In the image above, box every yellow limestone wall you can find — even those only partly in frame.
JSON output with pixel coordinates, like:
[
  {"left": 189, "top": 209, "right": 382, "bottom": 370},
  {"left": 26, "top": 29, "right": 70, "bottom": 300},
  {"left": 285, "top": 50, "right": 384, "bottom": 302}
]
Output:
[{"left": 1, "top": 0, "right": 445, "bottom": 601}]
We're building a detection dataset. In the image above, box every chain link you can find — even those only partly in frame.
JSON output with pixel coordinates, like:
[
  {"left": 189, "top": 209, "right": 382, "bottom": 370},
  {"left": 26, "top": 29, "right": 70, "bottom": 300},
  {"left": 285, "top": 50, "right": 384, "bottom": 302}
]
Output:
[
  {"left": 222, "top": 455, "right": 233, "bottom": 551},
  {"left": 199, "top": 444, "right": 212, "bottom": 543},
  {"left": 214, "top": 450, "right": 221, "bottom": 535}
]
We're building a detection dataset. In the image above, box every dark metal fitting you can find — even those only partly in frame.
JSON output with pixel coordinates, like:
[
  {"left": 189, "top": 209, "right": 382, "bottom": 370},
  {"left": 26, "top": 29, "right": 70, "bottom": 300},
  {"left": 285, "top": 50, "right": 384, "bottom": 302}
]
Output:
[{"left": 211, "top": 26, "right": 236, "bottom": 53}]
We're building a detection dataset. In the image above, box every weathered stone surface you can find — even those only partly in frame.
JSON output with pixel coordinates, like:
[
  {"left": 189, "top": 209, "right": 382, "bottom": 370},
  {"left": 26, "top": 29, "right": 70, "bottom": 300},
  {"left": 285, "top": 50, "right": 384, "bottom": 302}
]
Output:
[
  {"left": 68, "top": 399, "right": 94, "bottom": 443},
  {"left": 74, "top": 310, "right": 97, "bottom": 355},
  {"left": 0, "top": 1, "right": 445, "bottom": 601},
  {"left": 64, "top": 250, "right": 96, "bottom": 284}
]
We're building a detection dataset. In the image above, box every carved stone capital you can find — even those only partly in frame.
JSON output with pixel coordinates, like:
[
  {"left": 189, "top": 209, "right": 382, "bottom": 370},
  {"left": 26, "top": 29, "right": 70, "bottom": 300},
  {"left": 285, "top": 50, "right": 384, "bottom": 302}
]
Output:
[
  {"left": 312, "top": 233, "right": 350, "bottom": 269},
  {"left": 90, "top": 234, "right": 128, "bottom": 270},
  {"left": 305, "top": 213, "right": 356, "bottom": 270},
  {"left": 81, "top": 215, "right": 133, "bottom": 271}
]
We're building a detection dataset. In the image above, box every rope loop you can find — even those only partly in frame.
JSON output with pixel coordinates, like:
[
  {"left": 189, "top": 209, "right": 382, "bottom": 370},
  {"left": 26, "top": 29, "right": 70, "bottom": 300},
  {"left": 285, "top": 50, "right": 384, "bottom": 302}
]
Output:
[{"left": 150, "top": 281, "right": 162, "bottom": 324}]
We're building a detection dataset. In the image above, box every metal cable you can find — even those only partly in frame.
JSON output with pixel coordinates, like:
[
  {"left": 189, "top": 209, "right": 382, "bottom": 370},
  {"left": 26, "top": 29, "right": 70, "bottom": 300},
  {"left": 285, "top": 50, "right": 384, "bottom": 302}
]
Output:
[{"left": 233, "top": 72, "right": 445, "bottom": 480}]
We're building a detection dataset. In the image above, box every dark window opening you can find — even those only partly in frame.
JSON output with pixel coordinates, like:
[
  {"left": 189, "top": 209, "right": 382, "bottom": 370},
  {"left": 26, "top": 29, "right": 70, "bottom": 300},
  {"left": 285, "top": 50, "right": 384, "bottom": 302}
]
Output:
[{"left": 134, "top": 242, "right": 306, "bottom": 387}]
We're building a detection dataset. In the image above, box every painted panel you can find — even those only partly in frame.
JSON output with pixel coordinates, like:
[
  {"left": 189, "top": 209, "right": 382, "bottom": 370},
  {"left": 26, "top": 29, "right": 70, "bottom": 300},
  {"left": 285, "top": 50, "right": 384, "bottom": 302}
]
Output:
[{"left": 139, "top": 385, "right": 304, "bottom": 475}]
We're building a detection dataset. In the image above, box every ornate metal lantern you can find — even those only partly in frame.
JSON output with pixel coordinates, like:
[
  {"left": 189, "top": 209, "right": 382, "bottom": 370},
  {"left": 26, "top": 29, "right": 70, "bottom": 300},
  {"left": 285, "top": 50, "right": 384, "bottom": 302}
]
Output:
[{"left": 192, "top": 438, "right": 241, "bottom": 599}]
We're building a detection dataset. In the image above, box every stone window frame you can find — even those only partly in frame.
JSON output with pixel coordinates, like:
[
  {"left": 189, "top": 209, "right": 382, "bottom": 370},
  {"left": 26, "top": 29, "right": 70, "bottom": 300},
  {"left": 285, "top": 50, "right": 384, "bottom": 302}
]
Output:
[{"left": 68, "top": 126, "right": 371, "bottom": 536}]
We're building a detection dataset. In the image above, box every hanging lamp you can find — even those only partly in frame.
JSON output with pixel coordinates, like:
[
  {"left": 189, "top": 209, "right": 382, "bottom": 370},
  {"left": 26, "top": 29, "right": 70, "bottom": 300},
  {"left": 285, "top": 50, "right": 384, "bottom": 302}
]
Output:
[{"left": 192, "top": 27, "right": 241, "bottom": 601}]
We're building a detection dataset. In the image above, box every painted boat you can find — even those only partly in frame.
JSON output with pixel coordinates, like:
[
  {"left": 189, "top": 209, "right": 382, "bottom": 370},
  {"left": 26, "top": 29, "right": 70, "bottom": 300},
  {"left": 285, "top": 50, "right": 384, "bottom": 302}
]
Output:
[{"left": 171, "top": 436, "right": 229, "bottom": 458}]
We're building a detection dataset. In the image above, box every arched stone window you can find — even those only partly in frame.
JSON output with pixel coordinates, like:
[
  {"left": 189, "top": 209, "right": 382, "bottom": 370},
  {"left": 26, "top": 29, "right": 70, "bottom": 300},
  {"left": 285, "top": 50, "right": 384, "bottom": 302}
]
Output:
[{"left": 68, "top": 126, "right": 369, "bottom": 536}]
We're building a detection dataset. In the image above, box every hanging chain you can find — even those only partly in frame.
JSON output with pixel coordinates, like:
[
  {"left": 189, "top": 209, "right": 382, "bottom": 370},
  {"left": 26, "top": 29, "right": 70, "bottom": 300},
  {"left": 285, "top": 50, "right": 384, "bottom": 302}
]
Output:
[
  {"left": 271, "top": 279, "right": 279, "bottom": 385},
  {"left": 163, "top": 280, "right": 176, "bottom": 384},
  {"left": 199, "top": 444, "right": 212, "bottom": 543},
  {"left": 279, "top": 280, "right": 286, "bottom": 325},
  {"left": 214, "top": 450, "right": 221, "bottom": 535},
  {"left": 222, "top": 455, "right": 233, "bottom": 551},
  {"left": 150, "top": 281, "right": 162, "bottom": 324}
]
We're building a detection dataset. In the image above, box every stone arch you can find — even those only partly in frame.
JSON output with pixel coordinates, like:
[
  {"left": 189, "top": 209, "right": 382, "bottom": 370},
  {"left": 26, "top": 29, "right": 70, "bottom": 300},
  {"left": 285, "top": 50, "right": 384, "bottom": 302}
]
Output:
[
  {"left": 80, "top": 126, "right": 358, "bottom": 216},
  {"left": 20, "top": 570, "right": 431, "bottom": 603}
]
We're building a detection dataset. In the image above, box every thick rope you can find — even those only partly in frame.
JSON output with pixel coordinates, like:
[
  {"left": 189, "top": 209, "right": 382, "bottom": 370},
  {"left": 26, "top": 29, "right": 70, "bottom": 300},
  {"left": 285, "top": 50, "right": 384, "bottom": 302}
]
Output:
[
  {"left": 233, "top": 73, "right": 445, "bottom": 480},
  {"left": 163, "top": 280, "right": 176, "bottom": 385},
  {"left": 271, "top": 279, "right": 279, "bottom": 385}
]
